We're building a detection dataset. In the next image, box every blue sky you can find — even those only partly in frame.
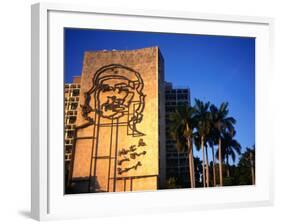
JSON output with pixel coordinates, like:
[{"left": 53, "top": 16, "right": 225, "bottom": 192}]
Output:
[{"left": 64, "top": 28, "right": 255, "bottom": 164}]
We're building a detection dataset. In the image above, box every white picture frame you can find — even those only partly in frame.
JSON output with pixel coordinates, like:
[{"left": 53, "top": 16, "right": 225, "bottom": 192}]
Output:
[{"left": 31, "top": 2, "right": 274, "bottom": 221}]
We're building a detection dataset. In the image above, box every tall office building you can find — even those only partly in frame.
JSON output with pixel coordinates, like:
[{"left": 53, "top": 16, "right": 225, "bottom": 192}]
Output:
[
  {"left": 165, "top": 82, "right": 191, "bottom": 186},
  {"left": 64, "top": 76, "right": 81, "bottom": 187}
]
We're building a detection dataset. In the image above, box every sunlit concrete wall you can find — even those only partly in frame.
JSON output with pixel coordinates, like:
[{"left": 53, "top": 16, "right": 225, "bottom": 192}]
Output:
[{"left": 71, "top": 47, "right": 165, "bottom": 193}]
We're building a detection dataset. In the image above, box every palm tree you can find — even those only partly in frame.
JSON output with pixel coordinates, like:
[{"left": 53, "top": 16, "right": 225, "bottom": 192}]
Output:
[
  {"left": 248, "top": 145, "right": 255, "bottom": 185},
  {"left": 169, "top": 105, "right": 196, "bottom": 188},
  {"left": 208, "top": 108, "right": 223, "bottom": 187},
  {"left": 194, "top": 99, "right": 211, "bottom": 187},
  {"left": 205, "top": 144, "right": 210, "bottom": 187},
  {"left": 206, "top": 129, "right": 217, "bottom": 187},
  {"left": 210, "top": 103, "right": 236, "bottom": 186},
  {"left": 239, "top": 145, "right": 255, "bottom": 185},
  {"left": 193, "top": 156, "right": 203, "bottom": 186},
  {"left": 219, "top": 130, "right": 241, "bottom": 178}
]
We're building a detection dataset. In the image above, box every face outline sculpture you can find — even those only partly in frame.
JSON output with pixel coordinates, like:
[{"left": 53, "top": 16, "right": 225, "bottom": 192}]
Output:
[
  {"left": 96, "top": 76, "right": 137, "bottom": 119},
  {"left": 82, "top": 64, "right": 146, "bottom": 137}
]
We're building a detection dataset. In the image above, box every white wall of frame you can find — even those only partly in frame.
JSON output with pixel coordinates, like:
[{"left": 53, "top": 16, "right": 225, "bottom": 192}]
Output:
[{"left": 0, "top": 0, "right": 280, "bottom": 223}]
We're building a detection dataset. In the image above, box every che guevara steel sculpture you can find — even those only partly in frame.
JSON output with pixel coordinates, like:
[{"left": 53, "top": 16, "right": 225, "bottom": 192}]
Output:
[{"left": 78, "top": 64, "right": 147, "bottom": 192}]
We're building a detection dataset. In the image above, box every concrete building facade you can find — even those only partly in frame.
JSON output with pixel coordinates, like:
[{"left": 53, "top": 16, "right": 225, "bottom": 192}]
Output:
[
  {"left": 64, "top": 77, "right": 81, "bottom": 187},
  {"left": 69, "top": 47, "right": 166, "bottom": 193}
]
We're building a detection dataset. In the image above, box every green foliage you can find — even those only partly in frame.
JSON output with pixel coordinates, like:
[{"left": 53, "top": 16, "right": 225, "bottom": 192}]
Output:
[
  {"left": 166, "top": 177, "right": 177, "bottom": 189},
  {"left": 167, "top": 99, "right": 254, "bottom": 188},
  {"left": 193, "top": 99, "right": 211, "bottom": 139},
  {"left": 166, "top": 176, "right": 185, "bottom": 189},
  {"left": 219, "top": 130, "right": 242, "bottom": 165},
  {"left": 169, "top": 105, "right": 196, "bottom": 153},
  {"left": 193, "top": 156, "right": 203, "bottom": 186},
  {"left": 239, "top": 145, "right": 255, "bottom": 168},
  {"left": 210, "top": 102, "right": 236, "bottom": 138},
  {"left": 235, "top": 145, "right": 255, "bottom": 185},
  {"left": 223, "top": 176, "right": 236, "bottom": 186}
]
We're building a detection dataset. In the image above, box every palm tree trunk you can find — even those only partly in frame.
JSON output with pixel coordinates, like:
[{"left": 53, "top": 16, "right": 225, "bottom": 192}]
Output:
[
  {"left": 188, "top": 152, "right": 193, "bottom": 188},
  {"left": 190, "top": 142, "right": 196, "bottom": 188},
  {"left": 251, "top": 166, "right": 255, "bottom": 185},
  {"left": 250, "top": 152, "right": 255, "bottom": 185},
  {"left": 201, "top": 136, "right": 206, "bottom": 187},
  {"left": 187, "top": 138, "right": 194, "bottom": 188},
  {"left": 226, "top": 156, "right": 230, "bottom": 177},
  {"left": 211, "top": 145, "right": 216, "bottom": 187},
  {"left": 218, "top": 137, "right": 223, "bottom": 186},
  {"left": 205, "top": 146, "right": 210, "bottom": 187}
]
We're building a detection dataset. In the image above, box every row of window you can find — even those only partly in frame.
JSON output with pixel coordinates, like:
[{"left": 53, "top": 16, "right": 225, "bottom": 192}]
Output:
[
  {"left": 65, "top": 123, "right": 75, "bottom": 128},
  {"left": 166, "top": 153, "right": 187, "bottom": 158},
  {"left": 166, "top": 151, "right": 188, "bottom": 156},
  {"left": 165, "top": 89, "right": 189, "bottom": 94},
  {"left": 65, "top": 116, "right": 77, "bottom": 124},
  {"left": 65, "top": 88, "right": 80, "bottom": 95},
  {"left": 65, "top": 144, "right": 73, "bottom": 153},
  {"left": 65, "top": 102, "right": 78, "bottom": 110},
  {"left": 65, "top": 130, "right": 75, "bottom": 139},
  {"left": 65, "top": 153, "right": 72, "bottom": 161},
  {"left": 167, "top": 157, "right": 188, "bottom": 162},
  {"left": 166, "top": 94, "right": 189, "bottom": 100},
  {"left": 66, "top": 110, "right": 78, "bottom": 116},
  {"left": 166, "top": 101, "right": 189, "bottom": 106},
  {"left": 65, "top": 96, "right": 79, "bottom": 102},
  {"left": 65, "top": 84, "right": 80, "bottom": 88},
  {"left": 65, "top": 139, "right": 74, "bottom": 145}
]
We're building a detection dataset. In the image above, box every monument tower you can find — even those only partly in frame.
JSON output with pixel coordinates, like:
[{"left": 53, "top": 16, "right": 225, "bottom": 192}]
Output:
[{"left": 70, "top": 47, "right": 165, "bottom": 193}]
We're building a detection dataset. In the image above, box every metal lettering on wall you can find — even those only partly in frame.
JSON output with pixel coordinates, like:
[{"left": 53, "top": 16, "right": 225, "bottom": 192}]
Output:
[{"left": 79, "top": 64, "right": 148, "bottom": 192}]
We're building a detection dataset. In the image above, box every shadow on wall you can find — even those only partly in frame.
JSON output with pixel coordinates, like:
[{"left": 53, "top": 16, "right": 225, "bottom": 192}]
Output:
[{"left": 66, "top": 177, "right": 102, "bottom": 194}]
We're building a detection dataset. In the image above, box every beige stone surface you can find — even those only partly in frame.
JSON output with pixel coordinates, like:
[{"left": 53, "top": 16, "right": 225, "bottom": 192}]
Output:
[{"left": 71, "top": 47, "right": 165, "bottom": 193}]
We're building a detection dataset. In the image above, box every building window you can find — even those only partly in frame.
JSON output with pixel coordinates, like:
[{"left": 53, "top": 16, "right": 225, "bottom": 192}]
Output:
[
  {"left": 69, "top": 116, "right": 76, "bottom": 124},
  {"left": 72, "top": 89, "right": 80, "bottom": 96},
  {"left": 71, "top": 103, "right": 78, "bottom": 110}
]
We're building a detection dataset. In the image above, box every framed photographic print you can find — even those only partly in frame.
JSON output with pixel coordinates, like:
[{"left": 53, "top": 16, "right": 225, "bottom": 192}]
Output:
[{"left": 31, "top": 2, "right": 274, "bottom": 221}]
